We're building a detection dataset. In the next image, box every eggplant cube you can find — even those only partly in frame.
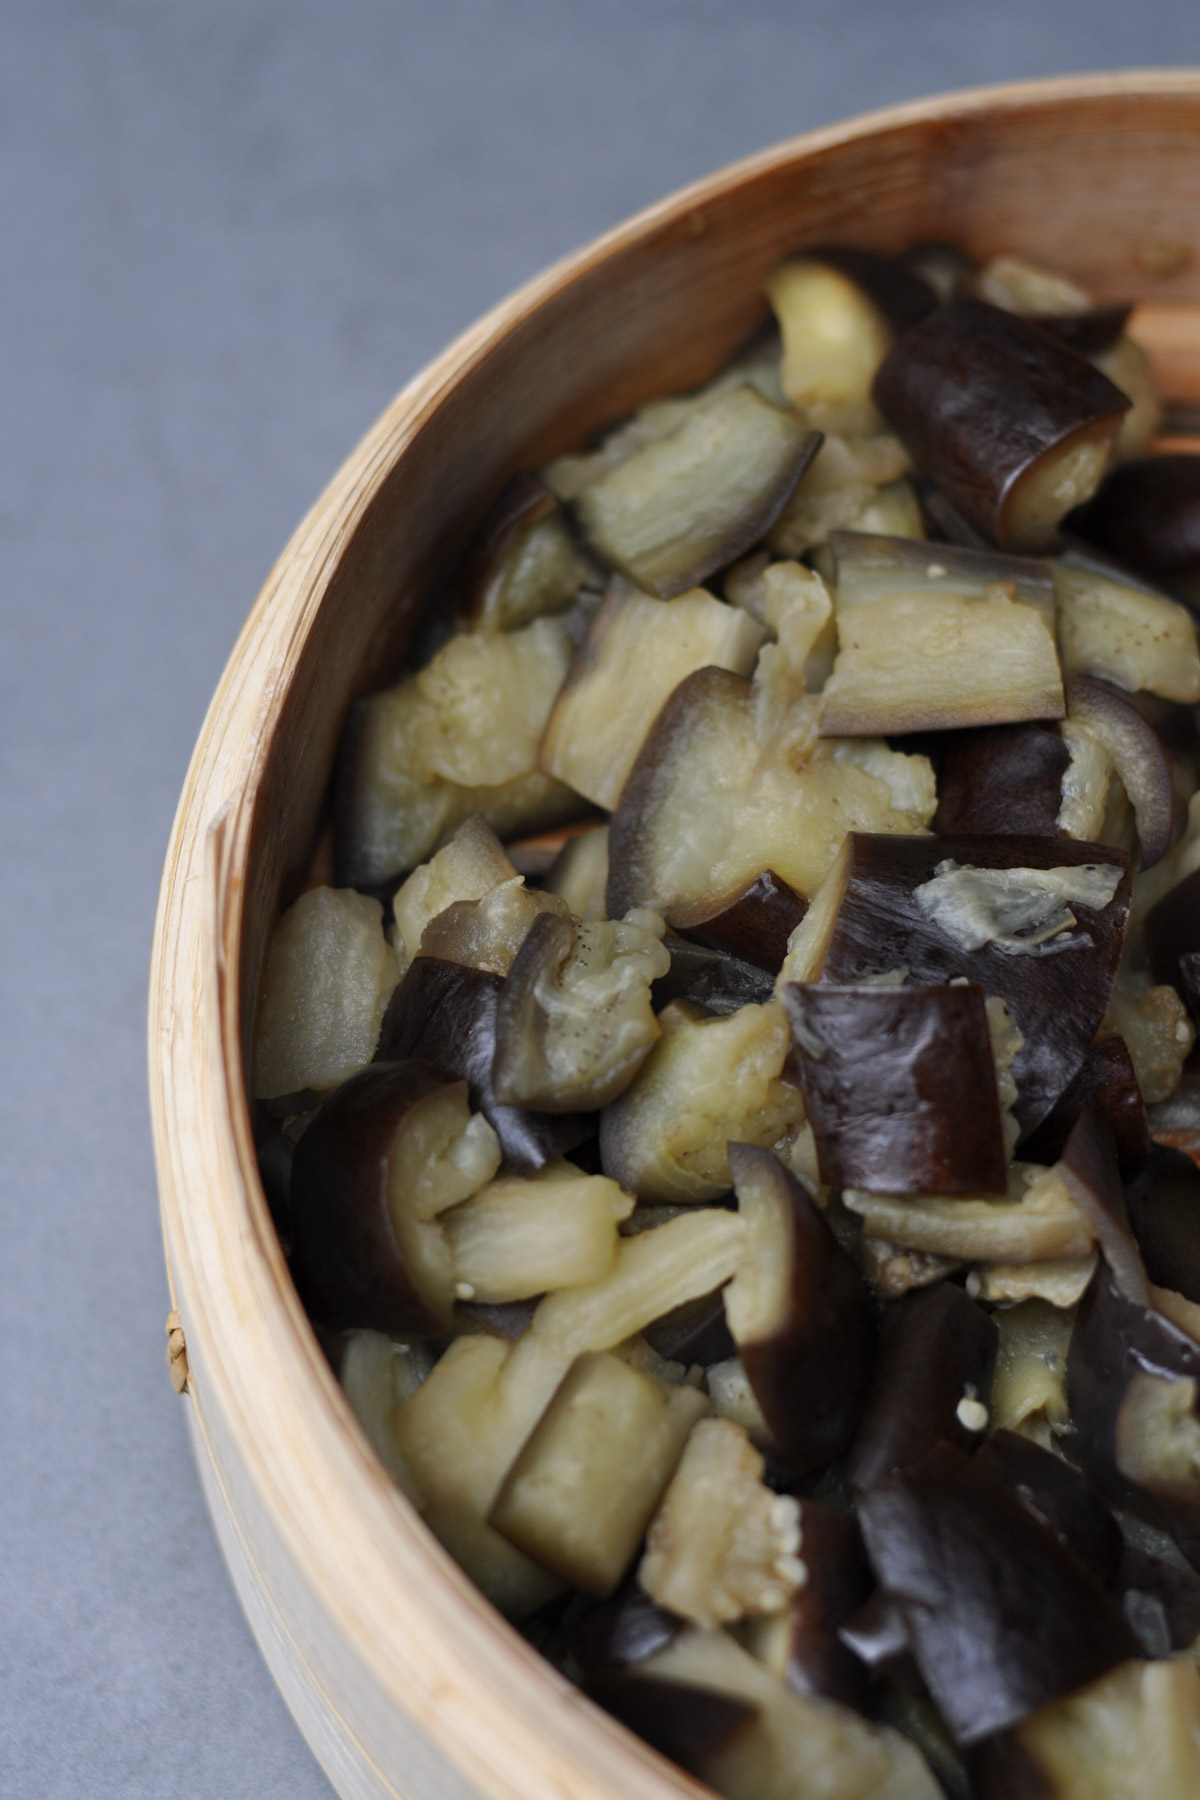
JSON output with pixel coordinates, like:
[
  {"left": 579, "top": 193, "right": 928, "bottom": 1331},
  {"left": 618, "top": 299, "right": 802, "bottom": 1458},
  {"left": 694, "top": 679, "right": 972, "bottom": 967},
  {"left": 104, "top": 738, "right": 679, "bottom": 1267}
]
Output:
[
  {"left": 783, "top": 982, "right": 1008, "bottom": 1196},
  {"left": 489, "top": 1350, "right": 708, "bottom": 1596}
]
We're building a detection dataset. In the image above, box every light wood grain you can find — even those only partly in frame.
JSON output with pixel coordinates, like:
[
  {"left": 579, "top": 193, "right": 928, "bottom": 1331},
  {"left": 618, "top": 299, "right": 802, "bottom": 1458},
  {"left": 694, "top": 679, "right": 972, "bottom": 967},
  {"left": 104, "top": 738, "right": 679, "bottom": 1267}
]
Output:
[{"left": 149, "top": 71, "right": 1200, "bottom": 1800}]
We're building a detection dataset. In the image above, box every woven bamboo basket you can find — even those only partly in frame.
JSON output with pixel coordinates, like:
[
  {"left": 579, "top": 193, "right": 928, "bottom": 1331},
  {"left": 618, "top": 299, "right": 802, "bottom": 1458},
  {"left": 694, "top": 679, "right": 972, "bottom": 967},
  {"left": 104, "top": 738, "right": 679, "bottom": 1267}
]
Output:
[{"left": 149, "top": 71, "right": 1200, "bottom": 1800}]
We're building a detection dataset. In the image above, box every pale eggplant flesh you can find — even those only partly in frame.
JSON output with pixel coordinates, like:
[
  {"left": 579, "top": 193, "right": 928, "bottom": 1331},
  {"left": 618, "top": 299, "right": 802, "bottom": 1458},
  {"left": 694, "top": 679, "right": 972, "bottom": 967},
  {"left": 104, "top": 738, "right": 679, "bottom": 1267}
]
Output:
[
  {"left": 807, "top": 832, "right": 1132, "bottom": 1137},
  {"left": 873, "top": 299, "right": 1131, "bottom": 552},
  {"left": 845, "top": 1281, "right": 998, "bottom": 1494},
  {"left": 857, "top": 1441, "right": 1139, "bottom": 1746},
  {"left": 804, "top": 245, "right": 939, "bottom": 333},
  {"left": 376, "top": 955, "right": 592, "bottom": 1172},
  {"left": 783, "top": 982, "right": 1009, "bottom": 1197}
]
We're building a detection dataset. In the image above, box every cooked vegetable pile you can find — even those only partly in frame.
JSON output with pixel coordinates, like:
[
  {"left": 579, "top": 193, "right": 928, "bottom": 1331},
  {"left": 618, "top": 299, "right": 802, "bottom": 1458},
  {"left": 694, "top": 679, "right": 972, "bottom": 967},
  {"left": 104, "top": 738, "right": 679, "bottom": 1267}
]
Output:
[{"left": 253, "top": 242, "right": 1200, "bottom": 1799}]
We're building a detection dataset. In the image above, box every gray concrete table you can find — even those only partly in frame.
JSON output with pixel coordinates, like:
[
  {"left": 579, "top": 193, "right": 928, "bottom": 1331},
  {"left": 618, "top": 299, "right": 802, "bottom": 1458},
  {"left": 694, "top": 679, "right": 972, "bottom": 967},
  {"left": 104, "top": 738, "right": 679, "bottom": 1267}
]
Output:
[{"left": 3, "top": 4, "right": 1199, "bottom": 1795}]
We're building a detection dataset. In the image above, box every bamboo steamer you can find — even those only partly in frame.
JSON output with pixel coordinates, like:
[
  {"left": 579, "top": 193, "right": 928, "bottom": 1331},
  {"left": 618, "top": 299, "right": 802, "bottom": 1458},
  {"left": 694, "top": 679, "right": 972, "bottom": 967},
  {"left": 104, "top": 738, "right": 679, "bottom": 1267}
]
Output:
[{"left": 149, "top": 72, "right": 1200, "bottom": 1800}]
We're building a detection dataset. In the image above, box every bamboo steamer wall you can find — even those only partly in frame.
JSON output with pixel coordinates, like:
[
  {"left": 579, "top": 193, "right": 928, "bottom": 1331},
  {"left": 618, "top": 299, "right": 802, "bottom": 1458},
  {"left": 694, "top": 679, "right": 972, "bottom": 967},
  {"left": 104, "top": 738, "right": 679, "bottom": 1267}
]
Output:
[{"left": 149, "top": 73, "right": 1200, "bottom": 1800}]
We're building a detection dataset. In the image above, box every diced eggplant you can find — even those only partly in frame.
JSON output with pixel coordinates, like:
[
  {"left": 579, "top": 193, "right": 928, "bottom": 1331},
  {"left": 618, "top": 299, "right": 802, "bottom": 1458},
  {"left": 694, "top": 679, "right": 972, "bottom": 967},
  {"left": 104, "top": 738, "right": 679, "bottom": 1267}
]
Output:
[
  {"left": 829, "top": 529, "right": 1057, "bottom": 623},
  {"left": 376, "top": 956, "right": 592, "bottom": 1173},
  {"left": 933, "top": 723, "right": 1070, "bottom": 837},
  {"left": 782, "top": 831, "right": 1131, "bottom": 1136},
  {"left": 442, "top": 1162, "right": 633, "bottom": 1303},
  {"left": 1037, "top": 302, "right": 1133, "bottom": 357},
  {"left": 705, "top": 1356, "right": 775, "bottom": 1451},
  {"left": 638, "top": 1417, "right": 803, "bottom": 1627},
  {"left": 1065, "top": 676, "right": 1184, "bottom": 867},
  {"left": 1055, "top": 1108, "right": 1150, "bottom": 1303},
  {"left": 289, "top": 1059, "right": 502, "bottom": 1334},
  {"left": 633, "top": 1627, "right": 943, "bottom": 1800},
  {"left": 768, "top": 431, "right": 915, "bottom": 557},
  {"left": 668, "top": 871, "right": 807, "bottom": 974},
  {"left": 489, "top": 1350, "right": 708, "bottom": 1596},
  {"left": 543, "top": 823, "right": 609, "bottom": 922},
  {"left": 857, "top": 1442, "right": 1138, "bottom": 1746},
  {"left": 724, "top": 1144, "right": 876, "bottom": 1474},
  {"left": 974, "top": 1428, "right": 1122, "bottom": 1582},
  {"left": 1052, "top": 553, "right": 1200, "bottom": 703},
  {"left": 845, "top": 1282, "right": 998, "bottom": 1493},
  {"left": 584, "top": 1668, "right": 757, "bottom": 1781},
  {"left": 965, "top": 1254, "right": 1097, "bottom": 1309},
  {"left": 1113, "top": 1537, "right": 1200, "bottom": 1655},
  {"left": 766, "top": 254, "right": 929, "bottom": 411},
  {"left": 599, "top": 999, "right": 806, "bottom": 1205},
  {"left": 491, "top": 909, "right": 670, "bottom": 1112},
  {"left": 1145, "top": 865, "right": 1200, "bottom": 1006},
  {"left": 253, "top": 886, "right": 401, "bottom": 1100},
  {"left": 1125, "top": 1143, "right": 1200, "bottom": 1306},
  {"left": 990, "top": 1298, "right": 1074, "bottom": 1445},
  {"left": 334, "top": 1327, "right": 435, "bottom": 1502},
  {"left": 896, "top": 241, "right": 973, "bottom": 304},
  {"left": 743, "top": 1499, "right": 876, "bottom": 1715},
  {"left": 642, "top": 1286, "right": 735, "bottom": 1367},
  {"left": 873, "top": 299, "right": 1131, "bottom": 553},
  {"left": 783, "top": 982, "right": 1009, "bottom": 1196},
  {"left": 652, "top": 934, "right": 776, "bottom": 1016},
  {"left": 571, "top": 387, "right": 820, "bottom": 599},
  {"left": 843, "top": 1164, "right": 1094, "bottom": 1267},
  {"left": 1102, "top": 968, "right": 1195, "bottom": 1108},
  {"left": 792, "top": 247, "right": 939, "bottom": 335},
  {"left": 837, "top": 1591, "right": 925, "bottom": 1695},
  {"left": 973, "top": 254, "right": 1093, "bottom": 320},
  {"left": 1095, "top": 331, "right": 1165, "bottom": 461},
  {"left": 450, "top": 472, "right": 596, "bottom": 634},
  {"left": 1021, "top": 1036, "right": 1150, "bottom": 1181},
  {"left": 418, "top": 877, "right": 570, "bottom": 977},
  {"left": 539, "top": 583, "right": 765, "bottom": 811},
  {"left": 858, "top": 1237, "right": 961, "bottom": 1300},
  {"left": 568, "top": 1583, "right": 683, "bottom": 1675},
  {"left": 391, "top": 814, "right": 518, "bottom": 973},
  {"left": 970, "top": 1659, "right": 1200, "bottom": 1800},
  {"left": 1069, "top": 454, "right": 1200, "bottom": 595},
  {"left": 335, "top": 616, "right": 580, "bottom": 888}
]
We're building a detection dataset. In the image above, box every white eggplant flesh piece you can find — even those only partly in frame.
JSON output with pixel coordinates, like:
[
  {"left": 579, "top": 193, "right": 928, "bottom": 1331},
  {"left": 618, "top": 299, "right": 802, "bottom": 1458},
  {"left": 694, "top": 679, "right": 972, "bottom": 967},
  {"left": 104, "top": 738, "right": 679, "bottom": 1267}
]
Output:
[
  {"left": 818, "top": 580, "right": 1064, "bottom": 739},
  {"left": 1125, "top": 1143, "right": 1200, "bottom": 1304},
  {"left": 1052, "top": 555, "right": 1200, "bottom": 704},
  {"left": 766, "top": 252, "right": 934, "bottom": 411},
  {"left": 844, "top": 1164, "right": 1095, "bottom": 1267},
  {"left": 872, "top": 299, "right": 1130, "bottom": 553},
  {"left": 990, "top": 1298, "right": 1074, "bottom": 1444},
  {"left": 377, "top": 956, "right": 593, "bottom": 1173},
  {"left": 829, "top": 529, "right": 1056, "bottom": 625},
  {"left": 418, "top": 876, "right": 570, "bottom": 977},
  {"left": 1021, "top": 1036, "right": 1150, "bottom": 1182},
  {"left": 1069, "top": 454, "right": 1200, "bottom": 594},
  {"left": 628, "top": 1626, "right": 944, "bottom": 1800},
  {"left": 450, "top": 472, "right": 596, "bottom": 634},
  {"left": 572, "top": 387, "right": 821, "bottom": 599},
  {"left": 932, "top": 723, "right": 1070, "bottom": 838},
  {"left": 1101, "top": 968, "right": 1195, "bottom": 1108},
  {"left": 334, "top": 616, "right": 579, "bottom": 887},
  {"left": 768, "top": 431, "right": 914, "bottom": 559},
  {"left": 845, "top": 1282, "right": 997, "bottom": 1494},
  {"left": 725, "top": 1144, "right": 876, "bottom": 1474},
  {"left": 442, "top": 1162, "right": 634, "bottom": 1303},
  {"left": 489, "top": 1350, "right": 708, "bottom": 1596},
  {"left": 972, "top": 254, "right": 1093, "bottom": 319},
  {"left": 334, "top": 1328, "right": 434, "bottom": 1502},
  {"left": 253, "top": 886, "right": 401, "bottom": 1100},
  {"left": 1065, "top": 676, "right": 1185, "bottom": 867},
  {"left": 543, "top": 823, "right": 609, "bottom": 922},
  {"left": 965, "top": 1253, "right": 1097, "bottom": 1308},
  {"left": 783, "top": 982, "right": 1008, "bottom": 1197},
  {"left": 289, "top": 1059, "right": 501, "bottom": 1334},
  {"left": 391, "top": 814, "right": 517, "bottom": 974},
  {"left": 599, "top": 999, "right": 806, "bottom": 1205},
  {"left": 970, "top": 1659, "right": 1200, "bottom": 1800},
  {"left": 668, "top": 871, "right": 807, "bottom": 974},
  {"left": 539, "top": 583, "right": 765, "bottom": 810},
  {"left": 788, "top": 831, "right": 1131, "bottom": 1137},
  {"left": 857, "top": 1442, "right": 1138, "bottom": 1747},
  {"left": 491, "top": 909, "right": 669, "bottom": 1111},
  {"left": 639, "top": 1418, "right": 804, "bottom": 1628},
  {"left": 974, "top": 1428, "right": 1122, "bottom": 1583}
]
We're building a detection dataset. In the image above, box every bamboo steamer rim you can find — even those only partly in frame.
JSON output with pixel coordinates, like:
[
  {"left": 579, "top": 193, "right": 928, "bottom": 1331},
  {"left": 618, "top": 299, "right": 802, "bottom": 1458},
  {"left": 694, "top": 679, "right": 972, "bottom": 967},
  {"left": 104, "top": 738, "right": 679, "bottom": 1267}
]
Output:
[{"left": 150, "top": 68, "right": 1200, "bottom": 1800}]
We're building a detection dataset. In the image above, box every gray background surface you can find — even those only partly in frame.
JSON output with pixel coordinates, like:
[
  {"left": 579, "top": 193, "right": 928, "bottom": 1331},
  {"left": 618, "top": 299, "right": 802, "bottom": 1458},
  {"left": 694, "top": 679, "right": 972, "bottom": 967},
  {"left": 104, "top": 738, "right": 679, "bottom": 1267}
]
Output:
[{"left": 4, "top": 4, "right": 1200, "bottom": 1795}]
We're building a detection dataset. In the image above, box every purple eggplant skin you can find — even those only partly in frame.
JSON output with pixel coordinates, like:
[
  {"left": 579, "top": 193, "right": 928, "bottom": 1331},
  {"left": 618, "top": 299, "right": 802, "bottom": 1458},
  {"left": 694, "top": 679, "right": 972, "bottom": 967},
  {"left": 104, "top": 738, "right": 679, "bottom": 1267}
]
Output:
[
  {"left": 642, "top": 1287, "right": 735, "bottom": 1366},
  {"left": 454, "top": 1296, "right": 540, "bottom": 1342},
  {"left": 1021, "top": 1037, "right": 1150, "bottom": 1182},
  {"left": 569, "top": 1584, "right": 683, "bottom": 1677},
  {"left": 1037, "top": 302, "right": 1133, "bottom": 357},
  {"left": 974, "top": 1429, "right": 1122, "bottom": 1584},
  {"left": 651, "top": 934, "right": 774, "bottom": 1016},
  {"left": 1145, "top": 866, "right": 1200, "bottom": 1008},
  {"left": 1125, "top": 1142, "right": 1200, "bottom": 1305},
  {"left": 932, "top": 723, "right": 1070, "bottom": 838},
  {"left": 1069, "top": 454, "right": 1200, "bottom": 588},
  {"left": 783, "top": 1500, "right": 878, "bottom": 1715},
  {"left": 1066, "top": 1265, "right": 1200, "bottom": 1565},
  {"left": 668, "top": 871, "right": 807, "bottom": 975},
  {"left": 783, "top": 982, "right": 1009, "bottom": 1197},
  {"left": 845, "top": 1282, "right": 998, "bottom": 1494},
  {"left": 1056, "top": 1108, "right": 1149, "bottom": 1302},
  {"left": 814, "top": 833, "right": 1132, "bottom": 1138},
  {"left": 895, "top": 241, "right": 974, "bottom": 306},
  {"left": 837, "top": 1591, "right": 926, "bottom": 1696},
  {"left": 857, "top": 1442, "right": 1139, "bottom": 1748},
  {"left": 1113, "top": 1540, "right": 1200, "bottom": 1655},
  {"left": 376, "top": 955, "right": 592, "bottom": 1173},
  {"left": 873, "top": 299, "right": 1131, "bottom": 551},
  {"left": 806, "top": 245, "right": 939, "bottom": 332},
  {"left": 289, "top": 1058, "right": 460, "bottom": 1335},
  {"left": 447, "top": 471, "right": 555, "bottom": 621},
  {"left": 1065, "top": 675, "right": 1185, "bottom": 868},
  {"left": 583, "top": 1673, "right": 755, "bottom": 1778},
  {"left": 727, "top": 1144, "right": 877, "bottom": 1475}
]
